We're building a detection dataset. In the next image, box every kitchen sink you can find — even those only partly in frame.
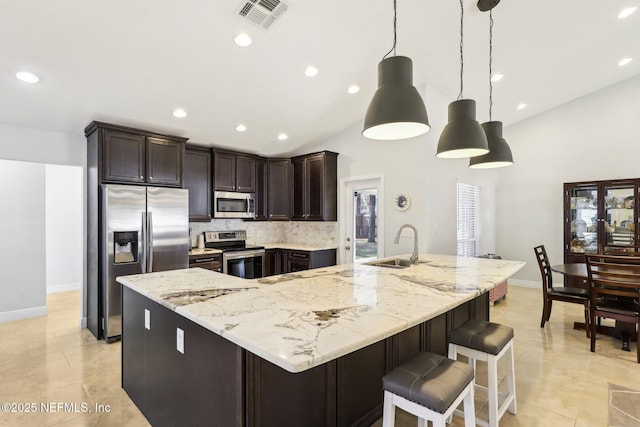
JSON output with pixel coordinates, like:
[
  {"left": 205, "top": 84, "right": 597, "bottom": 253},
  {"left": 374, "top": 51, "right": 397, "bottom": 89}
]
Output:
[{"left": 365, "top": 258, "right": 413, "bottom": 269}]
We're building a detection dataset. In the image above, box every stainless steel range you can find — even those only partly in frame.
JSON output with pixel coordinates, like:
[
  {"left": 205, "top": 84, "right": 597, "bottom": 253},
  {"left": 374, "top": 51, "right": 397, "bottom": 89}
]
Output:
[{"left": 204, "top": 230, "right": 264, "bottom": 279}]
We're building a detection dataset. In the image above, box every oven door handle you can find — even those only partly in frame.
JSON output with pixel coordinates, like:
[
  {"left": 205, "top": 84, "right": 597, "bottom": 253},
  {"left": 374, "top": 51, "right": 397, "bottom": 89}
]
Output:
[{"left": 223, "top": 249, "right": 265, "bottom": 261}]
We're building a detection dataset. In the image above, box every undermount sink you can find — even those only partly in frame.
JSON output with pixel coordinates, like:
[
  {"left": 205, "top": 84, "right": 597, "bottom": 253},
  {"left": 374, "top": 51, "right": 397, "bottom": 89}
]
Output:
[{"left": 365, "top": 258, "right": 413, "bottom": 269}]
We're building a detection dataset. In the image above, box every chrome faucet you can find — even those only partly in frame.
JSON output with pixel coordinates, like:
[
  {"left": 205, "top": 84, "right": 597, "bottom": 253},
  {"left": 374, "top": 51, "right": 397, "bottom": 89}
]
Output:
[{"left": 394, "top": 224, "right": 419, "bottom": 265}]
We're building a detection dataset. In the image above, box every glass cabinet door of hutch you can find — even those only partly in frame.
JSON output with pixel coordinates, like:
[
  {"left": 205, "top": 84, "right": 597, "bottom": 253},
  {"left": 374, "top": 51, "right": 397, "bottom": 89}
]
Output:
[
  {"left": 604, "top": 183, "right": 635, "bottom": 246},
  {"left": 569, "top": 186, "right": 598, "bottom": 254}
]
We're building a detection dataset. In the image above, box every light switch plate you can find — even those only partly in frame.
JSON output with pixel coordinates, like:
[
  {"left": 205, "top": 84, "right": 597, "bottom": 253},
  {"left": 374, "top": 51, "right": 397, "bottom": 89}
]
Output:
[
  {"left": 144, "top": 309, "right": 150, "bottom": 330},
  {"left": 176, "top": 328, "right": 184, "bottom": 354}
]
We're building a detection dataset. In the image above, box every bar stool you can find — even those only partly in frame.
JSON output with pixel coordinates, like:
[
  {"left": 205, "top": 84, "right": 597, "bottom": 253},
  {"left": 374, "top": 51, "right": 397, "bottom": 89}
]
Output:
[
  {"left": 448, "top": 319, "right": 516, "bottom": 427},
  {"left": 382, "top": 352, "right": 476, "bottom": 427}
]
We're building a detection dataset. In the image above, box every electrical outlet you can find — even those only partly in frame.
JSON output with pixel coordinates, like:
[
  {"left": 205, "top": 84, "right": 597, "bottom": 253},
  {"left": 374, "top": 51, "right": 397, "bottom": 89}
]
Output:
[
  {"left": 176, "top": 328, "right": 184, "bottom": 354},
  {"left": 144, "top": 309, "right": 150, "bottom": 330}
]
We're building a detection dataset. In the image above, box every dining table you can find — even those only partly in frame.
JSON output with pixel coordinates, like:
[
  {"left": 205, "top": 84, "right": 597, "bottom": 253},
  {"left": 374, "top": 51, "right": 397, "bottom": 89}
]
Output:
[{"left": 551, "top": 262, "right": 637, "bottom": 352}]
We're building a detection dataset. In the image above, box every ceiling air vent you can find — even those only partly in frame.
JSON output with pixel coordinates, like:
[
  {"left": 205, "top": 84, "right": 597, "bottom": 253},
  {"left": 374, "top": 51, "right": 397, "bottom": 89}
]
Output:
[{"left": 238, "top": 0, "right": 288, "bottom": 30}]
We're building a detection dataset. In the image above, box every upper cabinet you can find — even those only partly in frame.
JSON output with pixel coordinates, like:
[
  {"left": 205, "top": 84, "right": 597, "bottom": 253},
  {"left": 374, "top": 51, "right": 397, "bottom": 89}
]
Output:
[
  {"left": 254, "top": 157, "right": 268, "bottom": 221},
  {"left": 213, "top": 149, "right": 256, "bottom": 193},
  {"left": 267, "top": 158, "right": 291, "bottom": 221},
  {"left": 87, "top": 122, "right": 187, "bottom": 187},
  {"left": 291, "top": 151, "right": 338, "bottom": 221},
  {"left": 184, "top": 145, "right": 212, "bottom": 222}
]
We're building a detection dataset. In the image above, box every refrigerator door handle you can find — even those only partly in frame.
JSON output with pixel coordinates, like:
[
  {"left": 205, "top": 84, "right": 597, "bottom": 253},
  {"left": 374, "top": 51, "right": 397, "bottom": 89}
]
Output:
[
  {"left": 148, "top": 211, "right": 154, "bottom": 272},
  {"left": 141, "top": 212, "right": 147, "bottom": 273}
]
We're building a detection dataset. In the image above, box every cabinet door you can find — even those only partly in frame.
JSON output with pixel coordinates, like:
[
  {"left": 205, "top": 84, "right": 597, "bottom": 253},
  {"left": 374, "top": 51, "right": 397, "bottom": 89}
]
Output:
[
  {"left": 602, "top": 181, "right": 636, "bottom": 247},
  {"left": 146, "top": 137, "right": 184, "bottom": 187},
  {"left": 291, "top": 158, "right": 306, "bottom": 220},
  {"left": 306, "top": 154, "right": 325, "bottom": 221},
  {"left": 184, "top": 146, "right": 212, "bottom": 221},
  {"left": 254, "top": 157, "right": 268, "bottom": 221},
  {"left": 102, "top": 129, "right": 145, "bottom": 183},
  {"left": 236, "top": 155, "right": 256, "bottom": 193},
  {"left": 214, "top": 151, "right": 237, "bottom": 192},
  {"left": 268, "top": 159, "right": 291, "bottom": 221}
]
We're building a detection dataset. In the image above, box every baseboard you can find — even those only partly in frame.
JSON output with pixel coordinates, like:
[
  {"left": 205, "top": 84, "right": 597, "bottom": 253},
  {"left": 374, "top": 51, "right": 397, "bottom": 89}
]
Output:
[
  {"left": 47, "top": 282, "right": 81, "bottom": 294},
  {"left": 79, "top": 316, "right": 87, "bottom": 328},
  {"left": 0, "top": 305, "right": 48, "bottom": 323},
  {"left": 508, "top": 278, "right": 539, "bottom": 289}
]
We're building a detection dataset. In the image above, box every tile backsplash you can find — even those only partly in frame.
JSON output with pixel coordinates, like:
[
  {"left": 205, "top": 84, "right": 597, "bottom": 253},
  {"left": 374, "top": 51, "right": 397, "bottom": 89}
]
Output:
[{"left": 190, "top": 220, "right": 338, "bottom": 248}]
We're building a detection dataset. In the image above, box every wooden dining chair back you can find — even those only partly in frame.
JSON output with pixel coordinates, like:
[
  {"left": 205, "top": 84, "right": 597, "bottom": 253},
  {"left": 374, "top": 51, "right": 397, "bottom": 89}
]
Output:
[
  {"left": 585, "top": 254, "right": 640, "bottom": 362},
  {"left": 534, "top": 245, "right": 590, "bottom": 334}
]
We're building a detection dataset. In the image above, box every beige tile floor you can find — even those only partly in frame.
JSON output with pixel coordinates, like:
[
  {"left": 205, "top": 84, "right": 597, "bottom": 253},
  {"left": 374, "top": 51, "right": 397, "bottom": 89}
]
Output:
[{"left": 0, "top": 286, "right": 639, "bottom": 426}]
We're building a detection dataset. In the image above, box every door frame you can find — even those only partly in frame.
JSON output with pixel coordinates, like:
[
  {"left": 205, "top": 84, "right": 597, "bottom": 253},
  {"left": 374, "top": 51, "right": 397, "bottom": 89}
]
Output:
[{"left": 339, "top": 174, "right": 385, "bottom": 265}]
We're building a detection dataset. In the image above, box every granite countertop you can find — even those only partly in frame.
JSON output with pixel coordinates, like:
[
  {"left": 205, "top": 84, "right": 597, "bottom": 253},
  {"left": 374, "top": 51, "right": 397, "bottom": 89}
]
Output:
[
  {"left": 261, "top": 243, "right": 338, "bottom": 251},
  {"left": 117, "top": 254, "right": 524, "bottom": 373},
  {"left": 188, "top": 248, "right": 223, "bottom": 256}
]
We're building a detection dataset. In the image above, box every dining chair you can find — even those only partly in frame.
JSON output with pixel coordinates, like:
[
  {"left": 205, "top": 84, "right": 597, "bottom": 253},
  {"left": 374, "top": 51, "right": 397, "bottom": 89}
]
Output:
[
  {"left": 533, "top": 245, "right": 590, "bottom": 335},
  {"left": 585, "top": 254, "right": 640, "bottom": 363}
]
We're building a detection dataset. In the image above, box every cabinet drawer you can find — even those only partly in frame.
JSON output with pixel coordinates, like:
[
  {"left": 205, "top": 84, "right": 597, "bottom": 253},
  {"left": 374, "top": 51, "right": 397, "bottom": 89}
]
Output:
[
  {"left": 288, "top": 250, "right": 310, "bottom": 260},
  {"left": 189, "top": 255, "right": 222, "bottom": 272}
]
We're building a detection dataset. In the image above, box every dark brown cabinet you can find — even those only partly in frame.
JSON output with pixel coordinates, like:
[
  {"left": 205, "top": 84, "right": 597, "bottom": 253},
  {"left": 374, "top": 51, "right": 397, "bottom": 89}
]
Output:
[
  {"left": 213, "top": 149, "right": 256, "bottom": 193},
  {"left": 184, "top": 145, "right": 212, "bottom": 221},
  {"left": 267, "top": 158, "right": 291, "bottom": 221},
  {"left": 254, "top": 157, "right": 268, "bottom": 221},
  {"left": 265, "top": 248, "right": 337, "bottom": 277},
  {"left": 564, "top": 178, "right": 640, "bottom": 286},
  {"left": 188, "top": 252, "right": 221, "bottom": 272},
  {"left": 88, "top": 122, "right": 186, "bottom": 187},
  {"left": 291, "top": 151, "right": 338, "bottom": 221}
]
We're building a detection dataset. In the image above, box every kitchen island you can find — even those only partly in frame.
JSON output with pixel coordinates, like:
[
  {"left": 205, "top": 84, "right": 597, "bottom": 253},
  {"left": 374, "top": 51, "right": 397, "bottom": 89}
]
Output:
[{"left": 118, "top": 254, "right": 524, "bottom": 427}]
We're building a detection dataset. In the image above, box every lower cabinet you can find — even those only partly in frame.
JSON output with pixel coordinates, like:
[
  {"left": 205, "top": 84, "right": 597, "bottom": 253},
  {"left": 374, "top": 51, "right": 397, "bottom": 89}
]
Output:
[
  {"left": 122, "top": 287, "right": 244, "bottom": 427},
  {"left": 265, "top": 248, "right": 337, "bottom": 277}
]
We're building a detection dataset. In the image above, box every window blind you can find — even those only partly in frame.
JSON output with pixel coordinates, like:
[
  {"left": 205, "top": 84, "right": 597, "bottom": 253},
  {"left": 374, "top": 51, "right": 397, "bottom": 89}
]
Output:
[{"left": 457, "top": 182, "right": 479, "bottom": 257}]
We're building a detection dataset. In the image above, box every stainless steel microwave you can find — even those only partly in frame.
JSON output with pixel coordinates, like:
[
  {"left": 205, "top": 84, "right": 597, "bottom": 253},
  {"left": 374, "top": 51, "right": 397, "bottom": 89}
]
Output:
[{"left": 213, "top": 191, "right": 255, "bottom": 219}]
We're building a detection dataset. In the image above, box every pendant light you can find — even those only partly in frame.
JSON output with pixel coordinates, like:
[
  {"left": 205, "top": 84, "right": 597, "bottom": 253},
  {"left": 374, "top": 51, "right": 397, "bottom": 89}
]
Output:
[
  {"left": 469, "top": 5, "right": 514, "bottom": 169},
  {"left": 436, "top": 0, "right": 488, "bottom": 158},
  {"left": 362, "top": 0, "right": 430, "bottom": 140}
]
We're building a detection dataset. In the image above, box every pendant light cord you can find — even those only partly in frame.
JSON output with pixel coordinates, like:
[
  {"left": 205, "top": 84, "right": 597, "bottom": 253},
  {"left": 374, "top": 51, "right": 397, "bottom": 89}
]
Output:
[
  {"left": 382, "top": 0, "right": 397, "bottom": 60},
  {"left": 489, "top": 9, "right": 494, "bottom": 121},
  {"left": 457, "top": 0, "right": 464, "bottom": 100}
]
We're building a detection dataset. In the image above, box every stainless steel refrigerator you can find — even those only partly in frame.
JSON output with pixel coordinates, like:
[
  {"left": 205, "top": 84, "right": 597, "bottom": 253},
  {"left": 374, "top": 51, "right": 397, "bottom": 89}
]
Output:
[{"left": 101, "top": 184, "right": 189, "bottom": 342}]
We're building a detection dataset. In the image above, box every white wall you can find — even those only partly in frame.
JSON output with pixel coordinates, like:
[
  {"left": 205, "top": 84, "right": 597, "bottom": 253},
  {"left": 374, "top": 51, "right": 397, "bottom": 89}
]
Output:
[
  {"left": 497, "top": 74, "right": 640, "bottom": 284},
  {"left": 305, "top": 83, "right": 499, "bottom": 260},
  {"left": 0, "top": 160, "right": 47, "bottom": 321},
  {"left": 0, "top": 122, "right": 86, "bottom": 322},
  {"left": 45, "top": 164, "right": 83, "bottom": 293}
]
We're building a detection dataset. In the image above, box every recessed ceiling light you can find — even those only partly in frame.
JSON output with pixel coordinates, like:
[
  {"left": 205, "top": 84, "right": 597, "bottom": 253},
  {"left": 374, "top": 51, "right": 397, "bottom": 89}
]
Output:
[
  {"left": 235, "top": 124, "right": 247, "bottom": 132},
  {"left": 516, "top": 103, "right": 527, "bottom": 110},
  {"left": 490, "top": 73, "right": 504, "bottom": 82},
  {"left": 16, "top": 71, "right": 39, "bottom": 83},
  {"left": 172, "top": 108, "right": 187, "bottom": 118},
  {"left": 304, "top": 66, "right": 319, "bottom": 77},
  {"left": 618, "top": 6, "right": 637, "bottom": 19},
  {"left": 618, "top": 57, "right": 633, "bottom": 66},
  {"left": 347, "top": 85, "right": 360, "bottom": 94},
  {"left": 234, "top": 33, "right": 252, "bottom": 47},
  {"left": 277, "top": 133, "right": 288, "bottom": 141}
]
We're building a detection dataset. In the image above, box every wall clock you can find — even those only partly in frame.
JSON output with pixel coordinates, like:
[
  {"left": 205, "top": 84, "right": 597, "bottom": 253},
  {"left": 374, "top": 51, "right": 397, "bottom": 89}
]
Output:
[{"left": 394, "top": 193, "right": 411, "bottom": 211}]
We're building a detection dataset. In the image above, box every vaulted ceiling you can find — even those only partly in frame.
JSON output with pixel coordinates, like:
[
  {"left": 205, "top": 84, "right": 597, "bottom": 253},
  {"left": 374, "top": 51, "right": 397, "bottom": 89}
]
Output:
[{"left": 1, "top": 0, "right": 638, "bottom": 155}]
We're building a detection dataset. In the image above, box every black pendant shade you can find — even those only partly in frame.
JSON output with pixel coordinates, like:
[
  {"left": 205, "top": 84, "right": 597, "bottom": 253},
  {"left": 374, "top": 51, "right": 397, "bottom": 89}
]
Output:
[
  {"left": 469, "top": 121, "right": 513, "bottom": 168},
  {"left": 362, "top": 56, "right": 430, "bottom": 140},
  {"left": 436, "top": 99, "right": 489, "bottom": 158}
]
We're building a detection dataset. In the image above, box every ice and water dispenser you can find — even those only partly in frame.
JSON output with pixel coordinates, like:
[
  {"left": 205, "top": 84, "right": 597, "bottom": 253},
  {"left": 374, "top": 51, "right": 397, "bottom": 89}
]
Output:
[{"left": 113, "top": 231, "right": 138, "bottom": 264}]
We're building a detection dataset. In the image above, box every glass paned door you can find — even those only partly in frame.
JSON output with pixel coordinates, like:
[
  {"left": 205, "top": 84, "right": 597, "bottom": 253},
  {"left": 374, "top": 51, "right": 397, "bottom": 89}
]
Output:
[
  {"left": 354, "top": 189, "right": 378, "bottom": 261},
  {"left": 569, "top": 186, "right": 598, "bottom": 254},
  {"left": 604, "top": 184, "right": 635, "bottom": 246}
]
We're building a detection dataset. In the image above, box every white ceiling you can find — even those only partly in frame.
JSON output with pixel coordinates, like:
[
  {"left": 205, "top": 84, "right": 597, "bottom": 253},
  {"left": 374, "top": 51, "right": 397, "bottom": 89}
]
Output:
[{"left": 1, "top": 0, "right": 639, "bottom": 156}]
